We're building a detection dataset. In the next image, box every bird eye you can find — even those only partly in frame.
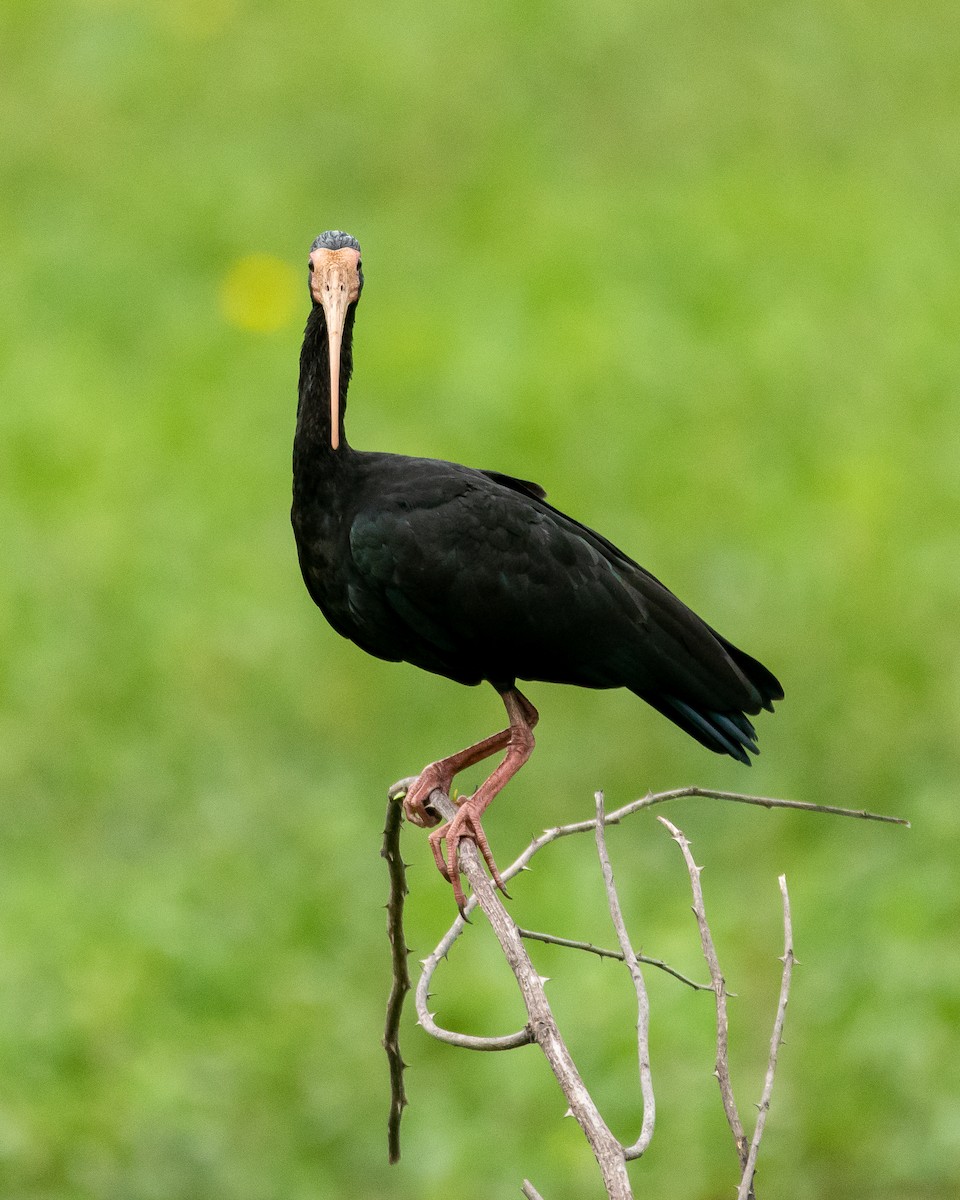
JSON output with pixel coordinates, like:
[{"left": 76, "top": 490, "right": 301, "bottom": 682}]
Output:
[{"left": 307, "top": 261, "right": 314, "bottom": 273}]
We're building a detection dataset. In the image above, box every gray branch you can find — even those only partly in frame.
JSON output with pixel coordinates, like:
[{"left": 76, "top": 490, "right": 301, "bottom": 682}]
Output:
[
  {"left": 737, "top": 874, "right": 794, "bottom": 1200},
  {"left": 421, "top": 788, "right": 636, "bottom": 1199},
  {"left": 385, "top": 779, "right": 906, "bottom": 1193},
  {"left": 487, "top": 787, "right": 906, "bottom": 897},
  {"left": 415, "top": 906, "right": 533, "bottom": 1052},
  {"left": 659, "top": 816, "right": 748, "bottom": 1172},
  {"left": 594, "top": 792, "right": 655, "bottom": 1159},
  {"left": 381, "top": 785, "right": 412, "bottom": 1164},
  {"left": 515, "top": 927, "right": 712, "bottom": 991}
]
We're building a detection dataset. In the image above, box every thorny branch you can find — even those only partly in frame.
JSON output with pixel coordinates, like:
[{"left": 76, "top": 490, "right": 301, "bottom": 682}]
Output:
[
  {"left": 383, "top": 781, "right": 907, "bottom": 1197},
  {"left": 497, "top": 788, "right": 907, "bottom": 890},
  {"left": 660, "top": 816, "right": 797, "bottom": 1200},
  {"left": 738, "top": 874, "right": 794, "bottom": 1200},
  {"left": 594, "top": 792, "right": 655, "bottom": 1159},
  {"left": 659, "top": 815, "right": 748, "bottom": 1171},
  {"left": 514, "top": 927, "right": 712, "bottom": 991},
  {"left": 414, "top": 787, "right": 636, "bottom": 1200},
  {"left": 380, "top": 787, "right": 411, "bottom": 1164}
]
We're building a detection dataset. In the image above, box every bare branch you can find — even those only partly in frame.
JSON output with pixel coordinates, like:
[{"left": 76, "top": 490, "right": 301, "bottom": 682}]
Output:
[
  {"left": 381, "top": 779, "right": 530, "bottom": 1054},
  {"left": 425, "top": 787, "right": 636, "bottom": 1200},
  {"left": 521, "top": 1181, "right": 547, "bottom": 1200},
  {"left": 658, "top": 815, "right": 748, "bottom": 1171},
  {"left": 381, "top": 782, "right": 413, "bottom": 1164},
  {"left": 389, "top": 778, "right": 905, "bottom": 1192},
  {"left": 595, "top": 792, "right": 655, "bottom": 1160},
  {"left": 516, "top": 927, "right": 712, "bottom": 992},
  {"left": 737, "top": 874, "right": 795, "bottom": 1200},
  {"left": 614, "top": 786, "right": 909, "bottom": 828},
  {"left": 491, "top": 787, "right": 907, "bottom": 898},
  {"left": 415, "top": 913, "right": 534, "bottom": 1051}
]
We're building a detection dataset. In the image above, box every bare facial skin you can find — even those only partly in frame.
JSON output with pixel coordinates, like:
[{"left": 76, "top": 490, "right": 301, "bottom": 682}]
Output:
[{"left": 309, "top": 246, "right": 362, "bottom": 450}]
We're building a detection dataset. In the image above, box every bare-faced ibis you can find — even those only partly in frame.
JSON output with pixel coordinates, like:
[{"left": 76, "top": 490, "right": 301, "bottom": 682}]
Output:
[{"left": 292, "top": 230, "right": 783, "bottom": 909}]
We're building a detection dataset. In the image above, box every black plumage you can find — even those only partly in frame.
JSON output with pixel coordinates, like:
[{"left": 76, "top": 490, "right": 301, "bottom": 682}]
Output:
[{"left": 292, "top": 231, "right": 783, "bottom": 908}]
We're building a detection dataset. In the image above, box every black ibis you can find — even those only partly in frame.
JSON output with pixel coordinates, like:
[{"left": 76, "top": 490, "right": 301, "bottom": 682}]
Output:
[{"left": 291, "top": 230, "right": 783, "bottom": 910}]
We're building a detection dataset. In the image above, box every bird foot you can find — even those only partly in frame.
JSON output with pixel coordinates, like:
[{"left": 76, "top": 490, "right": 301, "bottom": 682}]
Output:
[
  {"left": 428, "top": 798, "right": 509, "bottom": 914},
  {"left": 400, "top": 763, "right": 453, "bottom": 829}
]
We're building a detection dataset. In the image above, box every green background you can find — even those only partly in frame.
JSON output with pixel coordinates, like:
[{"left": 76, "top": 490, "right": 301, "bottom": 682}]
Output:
[{"left": 2, "top": 1, "right": 958, "bottom": 1196}]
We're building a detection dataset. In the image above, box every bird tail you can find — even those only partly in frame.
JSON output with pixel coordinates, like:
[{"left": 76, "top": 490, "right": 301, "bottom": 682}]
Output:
[
  {"left": 643, "top": 693, "right": 760, "bottom": 764},
  {"left": 642, "top": 637, "right": 783, "bottom": 765},
  {"left": 707, "top": 629, "right": 784, "bottom": 713}
]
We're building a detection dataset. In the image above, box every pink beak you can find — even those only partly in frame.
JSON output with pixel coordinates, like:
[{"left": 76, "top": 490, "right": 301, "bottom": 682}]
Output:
[{"left": 310, "top": 248, "right": 361, "bottom": 450}]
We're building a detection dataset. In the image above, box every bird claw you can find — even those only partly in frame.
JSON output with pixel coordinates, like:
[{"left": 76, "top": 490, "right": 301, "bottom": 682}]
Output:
[
  {"left": 428, "top": 799, "right": 509, "bottom": 913},
  {"left": 401, "top": 763, "right": 452, "bottom": 829}
]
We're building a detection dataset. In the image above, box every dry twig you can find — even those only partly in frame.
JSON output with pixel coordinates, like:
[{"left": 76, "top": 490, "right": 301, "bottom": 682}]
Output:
[
  {"left": 659, "top": 819, "right": 798, "bottom": 1200},
  {"left": 659, "top": 816, "right": 748, "bottom": 1171},
  {"left": 515, "top": 927, "right": 712, "bottom": 991},
  {"left": 420, "top": 788, "right": 637, "bottom": 1199},
  {"left": 738, "top": 874, "right": 794, "bottom": 1200},
  {"left": 594, "top": 791, "right": 655, "bottom": 1158},
  {"left": 381, "top": 784, "right": 413, "bottom": 1163},
  {"left": 501, "top": 789, "right": 907, "bottom": 890}
]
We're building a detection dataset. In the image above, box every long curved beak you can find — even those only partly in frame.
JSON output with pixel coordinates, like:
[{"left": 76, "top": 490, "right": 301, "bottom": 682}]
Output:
[{"left": 309, "top": 247, "right": 361, "bottom": 450}]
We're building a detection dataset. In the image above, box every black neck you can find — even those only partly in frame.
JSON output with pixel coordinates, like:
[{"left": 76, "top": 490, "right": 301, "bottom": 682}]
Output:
[{"left": 294, "top": 303, "right": 356, "bottom": 454}]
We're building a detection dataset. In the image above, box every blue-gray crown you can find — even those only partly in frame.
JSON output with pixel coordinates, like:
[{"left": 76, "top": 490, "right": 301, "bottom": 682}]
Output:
[{"left": 310, "top": 231, "right": 361, "bottom": 254}]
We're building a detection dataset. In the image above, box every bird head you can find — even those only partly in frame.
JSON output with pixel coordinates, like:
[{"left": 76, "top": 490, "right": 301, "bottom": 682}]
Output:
[{"left": 308, "top": 231, "right": 363, "bottom": 450}]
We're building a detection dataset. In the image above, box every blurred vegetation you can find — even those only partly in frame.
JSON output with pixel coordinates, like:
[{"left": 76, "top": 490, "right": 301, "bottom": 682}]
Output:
[{"left": 1, "top": 0, "right": 958, "bottom": 1196}]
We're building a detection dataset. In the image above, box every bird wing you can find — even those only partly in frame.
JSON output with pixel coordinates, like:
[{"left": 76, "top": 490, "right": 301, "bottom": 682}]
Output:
[
  {"left": 346, "top": 467, "right": 558, "bottom": 684},
  {"left": 478, "top": 469, "right": 548, "bottom": 501},
  {"left": 493, "top": 482, "right": 783, "bottom": 714},
  {"left": 345, "top": 463, "right": 767, "bottom": 725}
]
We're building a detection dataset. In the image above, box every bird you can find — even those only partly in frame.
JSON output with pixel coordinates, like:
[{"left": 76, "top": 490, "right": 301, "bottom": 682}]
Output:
[{"left": 292, "top": 230, "right": 783, "bottom": 911}]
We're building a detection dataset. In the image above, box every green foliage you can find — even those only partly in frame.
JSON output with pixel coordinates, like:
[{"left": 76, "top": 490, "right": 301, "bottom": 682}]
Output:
[{"left": 2, "top": 0, "right": 959, "bottom": 1195}]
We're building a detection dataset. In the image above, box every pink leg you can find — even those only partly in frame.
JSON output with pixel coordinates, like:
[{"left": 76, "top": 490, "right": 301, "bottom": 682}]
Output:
[
  {"left": 402, "top": 727, "right": 512, "bottom": 829},
  {"left": 402, "top": 689, "right": 539, "bottom": 827},
  {"left": 427, "top": 688, "right": 538, "bottom": 912}
]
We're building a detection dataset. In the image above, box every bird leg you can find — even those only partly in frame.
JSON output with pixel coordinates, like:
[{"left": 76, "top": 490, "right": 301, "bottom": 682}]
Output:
[
  {"left": 401, "top": 728, "right": 513, "bottom": 829},
  {"left": 427, "top": 688, "right": 538, "bottom": 912},
  {"left": 402, "top": 689, "right": 539, "bottom": 828}
]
